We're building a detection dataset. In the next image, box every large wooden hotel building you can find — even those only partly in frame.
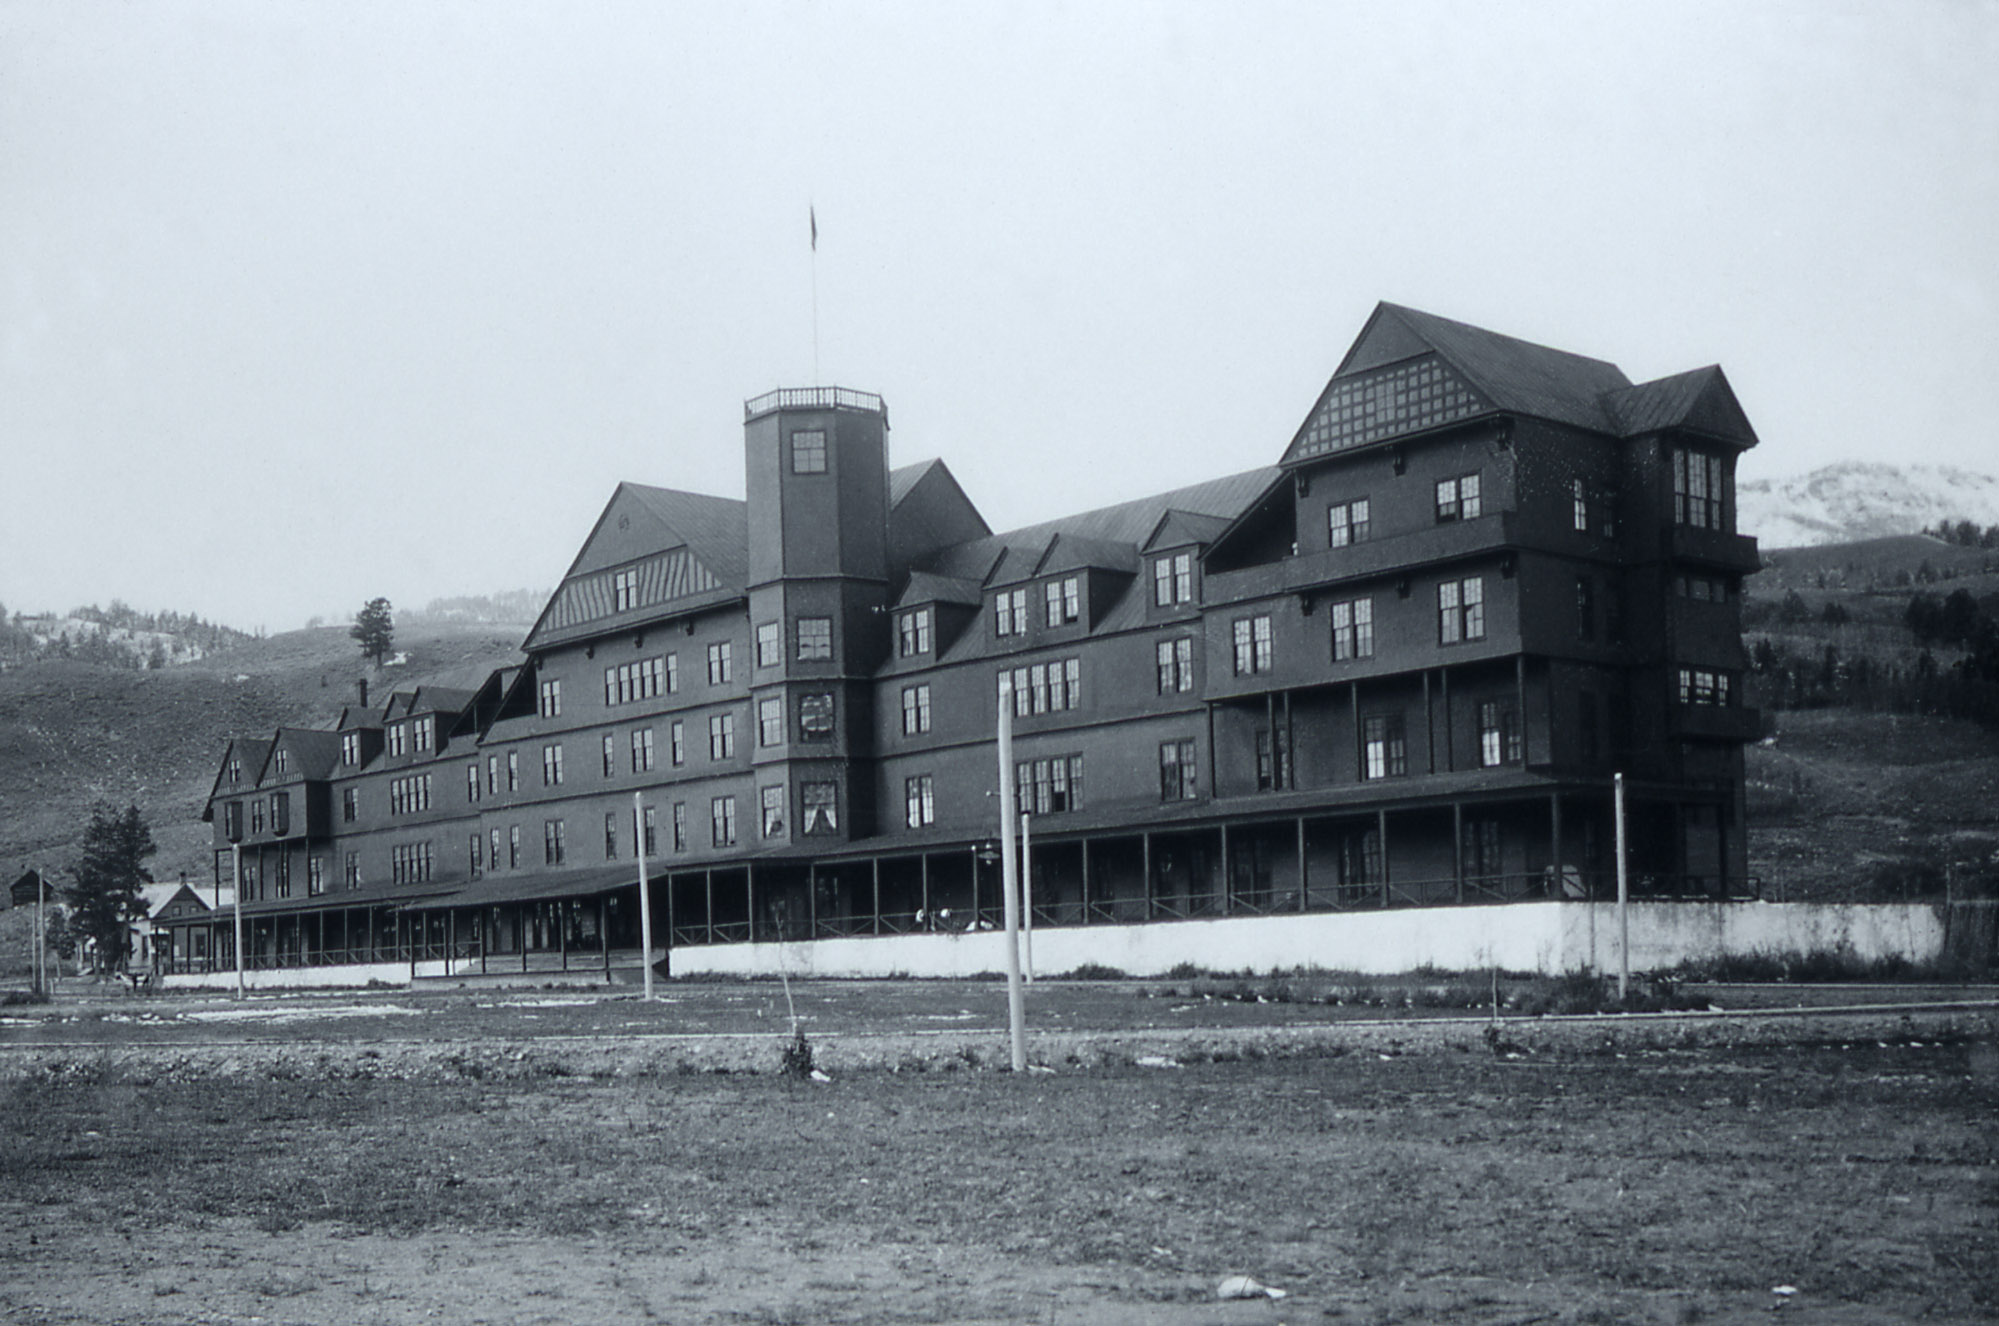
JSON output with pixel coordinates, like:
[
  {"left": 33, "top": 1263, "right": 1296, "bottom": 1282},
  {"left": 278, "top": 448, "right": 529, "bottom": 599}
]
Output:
[{"left": 177, "top": 304, "right": 1762, "bottom": 978}]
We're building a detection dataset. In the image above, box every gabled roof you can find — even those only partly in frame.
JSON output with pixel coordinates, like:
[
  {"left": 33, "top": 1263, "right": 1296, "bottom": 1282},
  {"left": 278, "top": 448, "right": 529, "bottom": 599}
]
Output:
[
  {"left": 1285, "top": 303, "right": 1637, "bottom": 465},
  {"left": 1340, "top": 303, "right": 1633, "bottom": 432},
  {"left": 889, "top": 458, "right": 990, "bottom": 573},
  {"left": 1603, "top": 365, "right": 1759, "bottom": 446},
  {"left": 1037, "top": 532, "right": 1140, "bottom": 577},
  {"left": 404, "top": 685, "right": 478, "bottom": 719},
  {"left": 894, "top": 571, "right": 985, "bottom": 610},
  {"left": 260, "top": 728, "right": 346, "bottom": 782},
  {"left": 1143, "top": 509, "right": 1235, "bottom": 554},
  {"left": 203, "top": 736, "right": 272, "bottom": 813},
  {"left": 921, "top": 468, "right": 1277, "bottom": 586},
  {"left": 524, "top": 482, "right": 750, "bottom": 651}
]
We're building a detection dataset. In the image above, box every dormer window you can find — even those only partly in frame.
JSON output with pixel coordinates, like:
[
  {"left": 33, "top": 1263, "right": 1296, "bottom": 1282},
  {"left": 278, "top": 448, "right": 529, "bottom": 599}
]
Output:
[
  {"left": 413, "top": 716, "right": 435, "bottom": 752},
  {"left": 227, "top": 758, "right": 241, "bottom": 784},
  {"left": 388, "top": 724, "right": 407, "bottom": 758},
  {"left": 340, "top": 733, "right": 360, "bottom": 767},
  {"left": 612, "top": 568, "right": 638, "bottom": 612},
  {"left": 274, "top": 749, "right": 289, "bottom": 776},
  {"left": 1152, "top": 552, "right": 1193, "bottom": 607},
  {"left": 897, "top": 608, "right": 932, "bottom": 657},
  {"left": 791, "top": 429, "right": 827, "bottom": 474},
  {"left": 1043, "top": 576, "right": 1080, "bottom": 627},
  {"left": 995, "top": 588, "right": 1028, "bottom": 637}
]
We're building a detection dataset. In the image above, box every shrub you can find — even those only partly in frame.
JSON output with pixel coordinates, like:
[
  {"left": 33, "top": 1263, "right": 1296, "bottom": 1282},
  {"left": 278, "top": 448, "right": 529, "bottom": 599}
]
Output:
[
  {"left": 1064, "top": 962, "right": 1127, "bottom": 981},
  {"left": 778, "top": 1028, "right": 813, "bottom": 1079}
]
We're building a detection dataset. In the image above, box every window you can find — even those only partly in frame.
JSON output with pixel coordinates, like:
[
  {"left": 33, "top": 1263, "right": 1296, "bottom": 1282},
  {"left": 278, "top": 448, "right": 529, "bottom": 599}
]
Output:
[
  {"left": 758, "top": 696, "right": 784, "bottom": 747},
  {"left": 1577, "top": 577, "right": 1596, "bottom": 641},
  {"left": 605, "top": 657, "right": 668, "bottom": 705},
  {"left": 1435, "top": 472, "right": 1482, "bottom": 522},
  {"left": 228, "top": 757, "right": 242, "bottom": 784},
  {"left": 708, "top": 713, "right": 735, "bottom": 760},
  {"left": 672, "top": 802, "right": 687, "bottom": 853},
  {"left": 1673, "top": 447, "right": 1727, "bottom": 530},
  {"left": 904, "top": 775, "right": 935, "bottom": 828},
  {"left": 898, "top": 608, "right": 932, "bottom": 657},
  {"left": 538, "top": 679, "right": 561, "bottom": 718},
  {"left": 506, "top": 750, "right": 520, "bottom": 792},
  {"left": 341, "top": 733, "right": 360, "bottom": 767},
  {"left": 604, "top": 812, "right": 619, "bottom": 860},
  {"left": 706, "top": 641, "right": 732, "bottom": 685},
  {"left": 1159, "top": 739, "right": 1198, "bottom": 800},
  {"left": 1044, "top": 577, "right": 1080, "bottom": 627},
  {"left": 796, "top": 617, "right": 833, "bottom": 660},
  {"left": 388, "top": 723, "right": 407, "bottom": 758},
  {"left": 1255, "top": 728, "right": 1292, "bottom": 791},
  {"left": 995, "top": 587, "right": 1028, "bottom": 637},
  {"left": 544, "top": 819, "right": 566, "bottom": 865},
  {"left": 1232, "top": 616, "right": 1273, "bottom": 675},
  {"left": 1328, "top": 498, "right": 1371, "bottom": 547},
  {"left": 1156, "top": 637, "right": 1194, "bottom": 694},
  {"left": 389, "top": 774, "right": 432, "bottom": 815},
  {"left": 251, "top": 799, "right": 264, "bottom": 834},
  {"left": 799, "top": 692, "right": 835, "bottom": 741},
  {"left": 1015, "top": 754, "right": 1083, "bottom": 814},
  {"left": 665, "top": 652, "right": 679, "bottom": 692},
  {"left": 1362, "top": 715, "right": 1407, "bottom": 780},
  {"left": 643, "top": 805, "right": 658, "bottom": 856},
  {"left": 1572, "top": 478, "right": 1590, "bottom": 533},
  {"left": 413, "top": 716, "right": 434, "bottom": 752},
  {"left": 1677, "top": 574, "right": 1730, "bottom": 602},
  {"left": 391, "top": 842, "right": 433, "bottom": 885},
  {"left": 1479, "top": 700, "right": 1521, "bottom": 767},
  {"left": 467, "top": 762, "right": 481, "bottom": 802},
  {"left": 341, "top": 788, "right": 357, "bottom": 823},
  {"left": 670, "top": 720, "right": 685, "bottom": 766},
  {"left": 602, "top": 732, "right": 617, "bottom": 777},
  {"left": 1678, "top": 668, "right": 1733, "bottom": 706},
  {"left": 711, "top": 796, "right": 737, "bottom": 847},
  {"left": 802, "top": 782, "right": 839, "bottom": 835},
  {"left": 901, "top": 684, "right": 932, "bottom": 735},
  {"left": 1153, "top": 552, "right": 1194, "bottom": 607},
  {"left": 613, "top": 568, "right": 638, "bottom": 612},
  {"left": 225, "top": 801, "right": 244, "bottom": 840},
  {"left": 470, "top": 833, "right": 484, "bottom": 879},
  {"left": 1002, "top": 659, "right": 1081, "bottom": 716},
  {"left": 541, "top": 743, "right": 564, "bottom": 786},
  {"left": 756, "top": 621, "right": 781, "bottom": 668},
  {"left": 1331, "top": 597, "right": 1374, "bottom": 661},
  {"left": 490, "top": 827, "right": 502, "bottom": 872},
  {"left": 308, "top": 855, "right": 325, "bottom": 895},
  {"left": 487, "top": 754, "right": 499, "bottom": 796},
  {"left": 1438, "top": 577, "right": 1485, "bottom": 644},
  {"left": 760, "top": 785, "right": 786, "bottom": 838},
  {"left": 274, "top": 748, "right": 289, "bottom": 776},
  {"left": 631, "top": 727, "right": 655, "bottom": 772},
  {"left": 271, "top": 791, "right": 291, "bottom": 835},
  {"left": 791, "top": 428, "right": 827, "bottom": 474},
  {"left": 509, "top": 824, "right": 521, "bottom": 869},
  {"left": 344, "top": 851, "right": 360, "bottom": 889}
]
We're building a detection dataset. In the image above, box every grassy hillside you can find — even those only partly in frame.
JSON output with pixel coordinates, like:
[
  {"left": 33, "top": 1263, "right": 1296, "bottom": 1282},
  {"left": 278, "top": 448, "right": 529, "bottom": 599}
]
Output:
[{"left": 0, "top": 623, "right": 524, "bottom": 897}]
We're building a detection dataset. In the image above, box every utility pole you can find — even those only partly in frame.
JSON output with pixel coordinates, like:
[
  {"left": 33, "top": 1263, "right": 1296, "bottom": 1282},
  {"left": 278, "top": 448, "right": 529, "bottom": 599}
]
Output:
[
  {"left": 635, "top": 793, "right": 655, "bottom": 1001},
  {"left": 233, "top": 843, "right": 245, "bottom": 999},
  {"left": 1614, "top": 772, "right": 1629, "bottom": 1002},
  {"left": 997, "top": 678, "right": 1026, "bottom": 1071}
]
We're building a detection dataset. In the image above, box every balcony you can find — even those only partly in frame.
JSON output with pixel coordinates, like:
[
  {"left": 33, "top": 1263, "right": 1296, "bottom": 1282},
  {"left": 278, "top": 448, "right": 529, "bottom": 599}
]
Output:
[
  {"left": 1663, "top": 524, "right": 1759, "bottom": 572},
  {"left": 1207, "top": 511, "right": 1523, "bottom": 603},
  {"left": 1670, "top": 703, "right": 1762, "bottom": 742}
]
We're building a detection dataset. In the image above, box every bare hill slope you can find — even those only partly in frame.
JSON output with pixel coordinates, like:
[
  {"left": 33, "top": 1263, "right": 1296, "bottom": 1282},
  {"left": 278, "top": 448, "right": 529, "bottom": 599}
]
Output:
[{"left": 0, "top": 624, "right": 523, "bottom": 891}]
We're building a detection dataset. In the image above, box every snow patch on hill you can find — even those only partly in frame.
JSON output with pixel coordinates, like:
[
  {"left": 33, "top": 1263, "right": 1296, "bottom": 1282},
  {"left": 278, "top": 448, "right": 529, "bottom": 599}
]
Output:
[{"left": 1737, "top": 463, "right": 1999, "bottom": 548}]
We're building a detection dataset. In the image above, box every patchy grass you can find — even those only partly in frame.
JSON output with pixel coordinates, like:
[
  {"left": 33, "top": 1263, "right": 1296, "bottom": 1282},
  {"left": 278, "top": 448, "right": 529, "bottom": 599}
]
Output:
[{"left": 2, "top": 1035, "right": 1993, "bottom": 1324}]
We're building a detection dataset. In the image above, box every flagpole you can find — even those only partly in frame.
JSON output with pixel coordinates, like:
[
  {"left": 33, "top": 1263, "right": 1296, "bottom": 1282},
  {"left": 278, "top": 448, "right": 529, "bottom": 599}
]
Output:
[{"left": 809, "top": 204, "right": 820, "bottom": 384}]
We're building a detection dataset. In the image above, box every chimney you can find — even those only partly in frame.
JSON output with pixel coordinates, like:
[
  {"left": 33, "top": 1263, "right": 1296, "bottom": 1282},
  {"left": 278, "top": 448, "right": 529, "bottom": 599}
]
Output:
[{"left": 356, "top": 677, "right": 369, "bottom": 708}]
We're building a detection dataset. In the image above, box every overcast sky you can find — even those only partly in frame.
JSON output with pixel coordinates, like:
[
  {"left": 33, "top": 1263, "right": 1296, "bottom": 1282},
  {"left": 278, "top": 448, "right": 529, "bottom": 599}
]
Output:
[{"left": 4, "top": 1, "right": 1994, "bottom": 632}]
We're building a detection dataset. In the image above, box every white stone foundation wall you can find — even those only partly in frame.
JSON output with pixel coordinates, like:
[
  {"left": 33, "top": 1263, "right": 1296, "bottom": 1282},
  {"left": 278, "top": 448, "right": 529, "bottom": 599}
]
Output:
[{"left": 151, "top": 903, "right": 1949, "bottom": 988}]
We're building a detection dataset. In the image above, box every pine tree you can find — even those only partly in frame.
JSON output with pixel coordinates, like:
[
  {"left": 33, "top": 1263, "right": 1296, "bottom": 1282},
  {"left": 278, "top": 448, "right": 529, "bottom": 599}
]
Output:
[
  {"left": 351, "top": 597, "right": 395, "bottom": 666},
  {"left": 65, "top": 804, "right": 157, "bottom": 972}
]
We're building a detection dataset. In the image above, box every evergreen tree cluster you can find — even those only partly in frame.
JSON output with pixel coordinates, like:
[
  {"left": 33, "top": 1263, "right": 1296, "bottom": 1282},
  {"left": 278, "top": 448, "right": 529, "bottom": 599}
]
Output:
[
  {"left": 1924, "top": 519, "right": 1999, "bottom": 550},
  {"left": 1750, "top": 587, "right": 1999, "bottom": 725},
  {"left": 63, "top": 804, "right": 157, "bottom": 972}
]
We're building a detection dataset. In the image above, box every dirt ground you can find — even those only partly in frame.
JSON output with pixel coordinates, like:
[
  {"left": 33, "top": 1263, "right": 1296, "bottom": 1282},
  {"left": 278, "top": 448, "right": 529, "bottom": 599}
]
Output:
[{"left": 2, "top": 990, "right": 1994, "bottom": 1325}]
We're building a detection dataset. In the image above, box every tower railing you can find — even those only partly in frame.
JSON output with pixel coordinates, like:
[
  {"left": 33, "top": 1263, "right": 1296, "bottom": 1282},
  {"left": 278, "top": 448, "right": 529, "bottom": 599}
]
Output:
[{"left": 743, "top": 386, "right": 887, "bottom": 420}]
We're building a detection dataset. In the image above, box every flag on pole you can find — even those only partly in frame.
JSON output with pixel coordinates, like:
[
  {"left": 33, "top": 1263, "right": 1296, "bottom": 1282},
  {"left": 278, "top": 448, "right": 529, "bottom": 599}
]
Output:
[{"left": 810, "top": 205, "right": 818, "bottom": 252}]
